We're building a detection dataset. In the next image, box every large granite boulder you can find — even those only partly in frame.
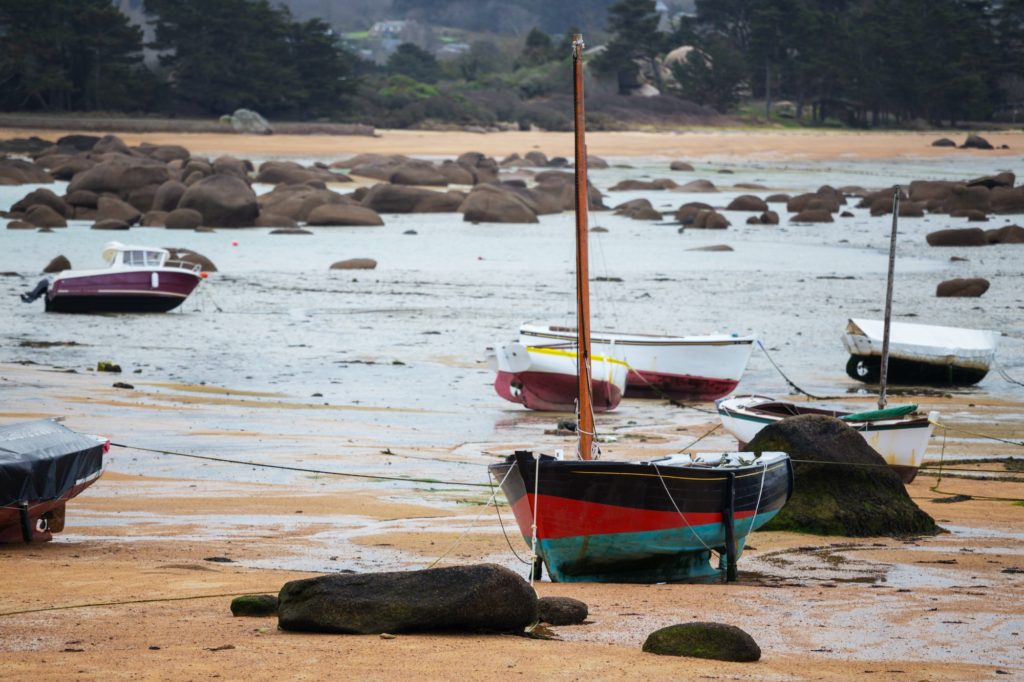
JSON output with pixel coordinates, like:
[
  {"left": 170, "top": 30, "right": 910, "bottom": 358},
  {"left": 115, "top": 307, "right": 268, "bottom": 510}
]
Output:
[
  {"left": 390, "top": 162, "right": 448, "bottom": 186},
  {"left": 986, "top": 225, "right": 1024, "bottom": 244},
  {"left": 926, "top": 228, "right": 988, "bottom": 247},
  {"left": 643, "top": 622, "right": 760, "bottom": 662},
  {"left": 96, "top": 195, "right": 141, "bottom": 225},
  {"left": 726, "top": 195, "right": 768, "bottom": 211},
  {"left": 360, "top": 184, "right": 464, "bottom": 213},
  {"left": 330, "top": 258, "right": 377, "bottom": 270},
  {"left": 67, "top": 159, "right": 169, "bottom": 196},
  {"left": 936, "top": 277, "right": 989, "bottom": 297},
  {"left": 991, "top": 186, "right": 1024, "bottom": 214},
  {"left": 677, "top": 179, "right": 718, "bottom": 192},
  {"left": 178, "top": 174, "right": 258, "bottom": 227},
  {"left": 960, "top": 134, "right": 993, "bottom": 150},
  {"left": 164, "top": 247, "right": 217, "bottom": 272},
  {"left": 0, "top": 158, "right": 54, "bottom": 184},
  {"left": 306, "top": 204, "right": 383, "bottom": 226},
  {"left": 941, "top": 185, "right": 991, "bottom": 215},
  {"left": 152, "top": 180, "right": 187, "bottom": 213},
  {"left": 745, "top": 415, "right": 938, "bottom": 536},
  {"left": 229, "top": 108, "right": 272, "bottom": 135},
  {"left": 43, "top": 255, "right": 71, "bottom": 273},
  {"left": 460, "top": 185, "right": 538, "bottom": 223},
  {"left": 613, "top": 198, "right": 662, "bottom": 221},
  {"left": 277, "top": 564, "right": 538, "bottom": 634},
  {"left": 24, "top": 205, "right": 67, "bottom": 228},
  {"left": 967, "top": 171, "right": 1015, "bottom": 189},
  {"left": 255, "top": 160, "right": 339, "bottom": 185},
  {"left": 537, "top": 596, "right": 588, "bottom": 625},
  {"left": 259, "top": 184, "right": 350, "bottom": 222},
  {"left": 790, "top": 209, "right": 834, "bottom": 223},
  {"left": 608, "top": 178, "right": 677, "bottom": 191},
  {"left": 12, "top": 188, "right": 68, "bottom": 217},
  {"left": 165, "top": 208, "right": 204, "bottom": 230}
]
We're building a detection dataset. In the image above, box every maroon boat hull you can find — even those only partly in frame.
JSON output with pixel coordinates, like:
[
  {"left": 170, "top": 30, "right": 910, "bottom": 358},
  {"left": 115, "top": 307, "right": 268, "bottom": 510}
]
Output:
[{"left": 46, "top": 270, "right": 201, "bottom": 313}]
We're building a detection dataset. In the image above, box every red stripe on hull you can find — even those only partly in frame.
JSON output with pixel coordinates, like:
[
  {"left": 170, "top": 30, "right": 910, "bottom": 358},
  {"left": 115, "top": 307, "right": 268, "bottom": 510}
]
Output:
[
  {"left": 494, "top": 370, "right": 622, "bottom": 412},
  {"left": 510, "top": 493, "right": 754, "bottom": 540},
  {"left": 625, "top": 370, "right": 738, "bottom": 401}
]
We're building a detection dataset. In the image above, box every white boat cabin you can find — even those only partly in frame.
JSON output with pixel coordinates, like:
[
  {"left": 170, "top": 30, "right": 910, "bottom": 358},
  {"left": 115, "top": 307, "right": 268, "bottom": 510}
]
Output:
[{"left": 102, "top": 242, "right": 170, "bottom": 269}]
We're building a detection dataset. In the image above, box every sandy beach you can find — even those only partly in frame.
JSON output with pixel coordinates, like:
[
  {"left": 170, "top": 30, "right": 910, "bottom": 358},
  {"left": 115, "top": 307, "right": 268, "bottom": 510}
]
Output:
[
  {"left": 2, "top": 126, "right": 1024, "bottom": 680},
  {"left": 3, "top": 126, "right": 1023, "bottom": 161}
]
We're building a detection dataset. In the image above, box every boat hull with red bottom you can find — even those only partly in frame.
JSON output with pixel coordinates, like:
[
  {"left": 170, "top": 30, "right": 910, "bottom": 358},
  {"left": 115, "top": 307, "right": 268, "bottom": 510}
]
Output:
[
  {"left": 46, "top": 269, "right": 201, "bottom": 313},
  {"left": 489, "top": 450, "right": 793, "bottom": 582}
]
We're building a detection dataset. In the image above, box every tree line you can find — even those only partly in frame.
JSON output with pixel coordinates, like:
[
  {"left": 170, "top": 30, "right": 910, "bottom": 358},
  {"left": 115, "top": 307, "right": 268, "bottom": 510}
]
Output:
[
  {"left": 1, "top": 0, "right": 1021, "bottom": 129},
  {"left": 646, "top": 0, "right": 1024, "bottom": 126}
]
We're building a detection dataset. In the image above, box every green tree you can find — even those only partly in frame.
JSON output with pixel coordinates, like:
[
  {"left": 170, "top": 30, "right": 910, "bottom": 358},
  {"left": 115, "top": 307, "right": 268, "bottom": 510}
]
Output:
[
  {"left": 386, "top": 43, "right": 441, "bottom": 84},
  {"left": 290, "top": 19, "right": 356, "bottom": 118},
  {"left": 593, "top": 0, "right": 666, "bottom": 94},
  {"left": 671, "top": 38, "right": 746, "bottom": 111},
  {"left": 0, "top": 0, "right": 151, "bottom": 111},
  {"left": 145, "top": 0, "right": 296, "bottom": 114},
  {"left": 515, "top": 28, "right": 558, "bottom": 69}
]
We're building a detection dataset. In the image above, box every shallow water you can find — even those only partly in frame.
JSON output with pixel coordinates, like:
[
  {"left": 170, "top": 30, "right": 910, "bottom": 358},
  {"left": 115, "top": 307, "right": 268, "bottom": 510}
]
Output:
[{"left": 1, "top": 156, "right": 1022, "bottom": 453}]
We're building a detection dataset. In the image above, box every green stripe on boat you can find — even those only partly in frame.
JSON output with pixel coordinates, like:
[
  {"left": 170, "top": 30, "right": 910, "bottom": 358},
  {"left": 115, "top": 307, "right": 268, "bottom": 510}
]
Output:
[{"left": 839, "top": 404, "right": 918, "bottom": 421}]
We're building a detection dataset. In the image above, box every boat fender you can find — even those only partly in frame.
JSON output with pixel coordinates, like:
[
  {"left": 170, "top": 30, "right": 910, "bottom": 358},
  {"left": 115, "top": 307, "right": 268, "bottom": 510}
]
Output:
[{"left": 18, "top": 502, "right": 32, "bottom": 543}]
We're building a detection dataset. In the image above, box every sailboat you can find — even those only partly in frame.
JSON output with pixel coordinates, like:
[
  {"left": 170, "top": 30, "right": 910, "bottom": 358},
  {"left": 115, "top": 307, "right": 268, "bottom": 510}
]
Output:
[
  {"left": 488, "top": 36, "right": 793, "bottom": 584},
  {"left": 718, "top": 189, "right": 939, "bottom": 483}
]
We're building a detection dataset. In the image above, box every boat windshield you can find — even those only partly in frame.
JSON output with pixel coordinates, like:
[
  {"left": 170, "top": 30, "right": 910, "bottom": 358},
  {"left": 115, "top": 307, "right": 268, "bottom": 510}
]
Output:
[{"left": 122, "top": 250, "right": 166, "bottom": 267}]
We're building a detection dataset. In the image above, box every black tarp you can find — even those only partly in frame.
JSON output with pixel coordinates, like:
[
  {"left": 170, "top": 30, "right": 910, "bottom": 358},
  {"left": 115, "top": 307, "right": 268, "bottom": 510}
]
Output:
[{"left": 0, "top": 420, "right": 104, "bottom": 507}]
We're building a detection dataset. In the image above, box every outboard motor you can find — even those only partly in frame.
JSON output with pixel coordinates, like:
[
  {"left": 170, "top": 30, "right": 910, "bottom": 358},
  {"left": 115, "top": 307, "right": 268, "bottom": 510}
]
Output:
[{"left": 20, "top": 279, "right": 49, "bottom": 303}]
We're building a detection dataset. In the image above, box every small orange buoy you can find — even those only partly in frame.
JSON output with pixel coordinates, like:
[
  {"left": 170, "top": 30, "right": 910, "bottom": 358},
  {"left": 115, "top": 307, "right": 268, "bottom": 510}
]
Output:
[
  {"left": 231, "top": 240, "right": 239, "bottom": 246},
  {"left": 200, "top": 271, "right": 209, "bottom": 279}
]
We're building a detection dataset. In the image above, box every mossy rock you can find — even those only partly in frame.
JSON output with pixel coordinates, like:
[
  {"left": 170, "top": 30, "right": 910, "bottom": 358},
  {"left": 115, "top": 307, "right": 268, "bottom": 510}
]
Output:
[
  {"left": 745, "top": 415, "right": 938, "bottom": 537},
  {"left": 537, "top": 596, "right": 588, "bottom": 625},
  {"left": 97, "top": 361, "right": 121, "bottom": 373},
  {"left": 230, "top": 594, "right": 278, "bottom": 617},
  {"left": 643, "top": 622, "right": 760, "bottom": 662}
]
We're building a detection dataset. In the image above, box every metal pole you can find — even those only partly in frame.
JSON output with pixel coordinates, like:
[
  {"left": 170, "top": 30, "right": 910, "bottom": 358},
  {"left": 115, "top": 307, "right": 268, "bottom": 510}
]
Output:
[{"left": 878, "top": 186, "right": 900, "bottom": 410}]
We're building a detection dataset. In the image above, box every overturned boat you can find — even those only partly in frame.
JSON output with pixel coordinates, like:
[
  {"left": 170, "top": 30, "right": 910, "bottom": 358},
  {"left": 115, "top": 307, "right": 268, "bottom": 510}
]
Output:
[
  {"left": 843, "top": 318, "right": 998, "bottom": 386},
  {"left": 0, "top": 420, "right": 106, "bottom": 543},
  {"left": 20, "top": 241, "right": 203, "bottom": 313}
]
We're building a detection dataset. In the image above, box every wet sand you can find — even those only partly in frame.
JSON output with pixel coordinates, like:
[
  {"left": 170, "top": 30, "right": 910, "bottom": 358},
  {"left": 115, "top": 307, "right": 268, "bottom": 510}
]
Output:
[
  {"left": 3, "top": 126, "right": 1023, "bottom": 160},
  {"left": 3, "top": 124, "right": 1023, "bottom": 678},
  {"left": 1, "top": 361, "right": 1022, "bottom": 681}
]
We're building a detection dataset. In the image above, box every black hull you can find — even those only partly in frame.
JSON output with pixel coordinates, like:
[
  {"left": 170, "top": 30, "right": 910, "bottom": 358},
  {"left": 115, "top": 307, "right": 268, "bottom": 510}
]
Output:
[
  {"left": 46, "top": 293, "right": 188, "bottom": 314},
  {"left": 846, "top": 354, "right": 988, "bottom": 386}
]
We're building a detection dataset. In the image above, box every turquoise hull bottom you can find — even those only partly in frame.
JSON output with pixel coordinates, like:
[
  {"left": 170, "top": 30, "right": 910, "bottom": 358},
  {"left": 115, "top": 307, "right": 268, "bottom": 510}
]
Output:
[{"left": 534, "top": 509, "right": 779, "bottom": 583}]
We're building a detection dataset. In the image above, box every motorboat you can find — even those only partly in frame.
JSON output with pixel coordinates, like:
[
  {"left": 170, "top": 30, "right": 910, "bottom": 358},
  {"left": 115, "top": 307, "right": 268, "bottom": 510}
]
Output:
[{"left": 20, "top": 241, "right": 203, "bottom": 313}]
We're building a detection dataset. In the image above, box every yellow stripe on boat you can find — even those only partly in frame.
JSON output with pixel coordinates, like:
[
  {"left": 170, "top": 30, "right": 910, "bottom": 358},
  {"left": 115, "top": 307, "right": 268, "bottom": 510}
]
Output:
[{"left": 526, "top": 346, "right": 629, "bottom": 367}]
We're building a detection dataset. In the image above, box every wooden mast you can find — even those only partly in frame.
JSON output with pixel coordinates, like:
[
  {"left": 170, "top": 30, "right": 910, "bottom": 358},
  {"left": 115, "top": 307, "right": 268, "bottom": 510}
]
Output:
[
  {"left": 572, "top": 34, "right": 595, "bottom": 460},
  {"left": 878, "top": 186, "right": 900, "bottom": 410}
]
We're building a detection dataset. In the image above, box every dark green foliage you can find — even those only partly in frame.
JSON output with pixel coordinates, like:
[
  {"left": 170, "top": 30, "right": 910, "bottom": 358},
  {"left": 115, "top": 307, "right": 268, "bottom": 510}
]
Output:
[
  {"left": 386, "top": 43, "right": 441, "bottom": 84},
  {"left": 593, "top": 0, "right": 667, "bottom": 94},
  {"left": 516, "top": 28, "right": 560, "bottom": 69},
  {"left": 391, "top": 0, "right": 615, "bottom": 34},
  {"left": 230, "top": 594, "right": 278, "bottom": 617},
  {"left": 143, "top": 0, "right": 354, "bottom": 117},
  {"left": 671, "top": 39, "right": 746, "bottom": 111},
  {"left": 744, "top": 415, "right": 939, "bottom": 537},
  {"left": 0, "top": 0, "right": 156, "bottom": 111},
  {"left": 643, "top": 622, "right": 761, "bottom": 662}
]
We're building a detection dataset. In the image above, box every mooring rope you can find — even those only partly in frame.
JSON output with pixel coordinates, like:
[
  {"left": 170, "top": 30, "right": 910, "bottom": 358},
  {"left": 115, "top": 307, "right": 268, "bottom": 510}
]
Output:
[
  {"left": 620, "top": 360, "right": 717, "bottom": 413},
  {"left": 994, "top": 358, "right": 1024, "bottom": 387},
  {"left": 756, "top": 340, "right": 845, "bottom": 401},
  {"left": 109, "top": 443, "right": 493, "bottom": 488},
  {"left": 0, "top": 590, "right": 282, "bottom": 619}
]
